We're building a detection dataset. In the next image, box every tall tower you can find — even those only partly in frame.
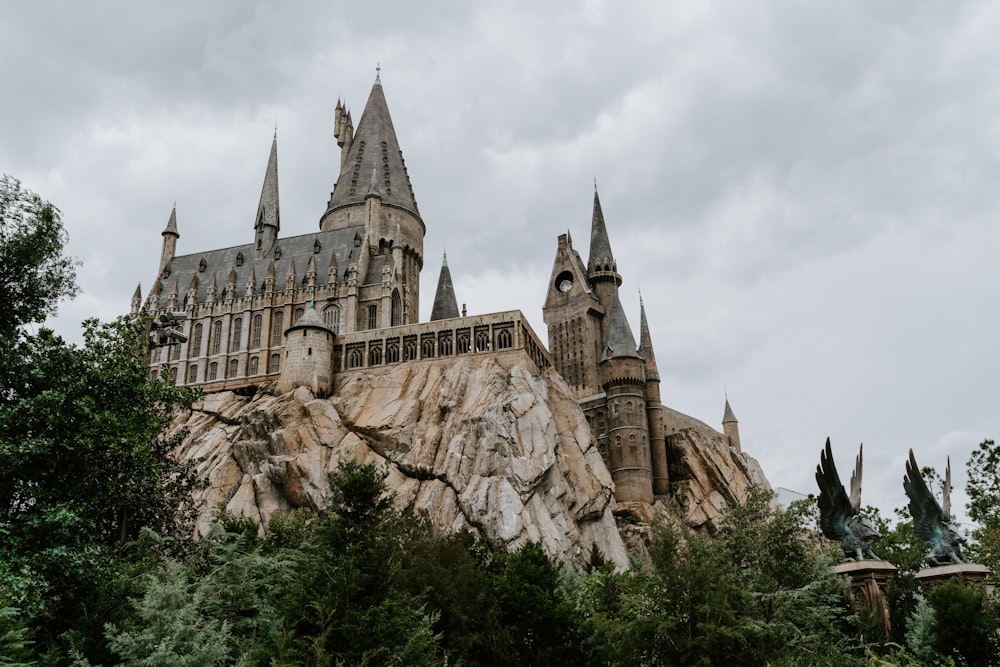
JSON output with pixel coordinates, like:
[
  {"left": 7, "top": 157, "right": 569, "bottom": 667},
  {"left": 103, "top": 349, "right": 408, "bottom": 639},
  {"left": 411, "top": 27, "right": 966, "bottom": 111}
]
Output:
[
  {"left": 586, "top": 190, "right": 621, "bottom": 346},
  {"left": 276, "top": 306, "right": 335, "bottom": 397},
  {"left": 254, "top": 135, "right": 280, "bottom": 260},
  {"left": 638, "top": 295, "right": 668, "bottom": 495},
  {"left": 599, "top": 294, "right": 653, "bottom": 503},
  {"left": 723, "top": 397, "right": 741, "bottom": 453},
  {"left": 159, "top": 206, "right": 179, "bottom": 274}
]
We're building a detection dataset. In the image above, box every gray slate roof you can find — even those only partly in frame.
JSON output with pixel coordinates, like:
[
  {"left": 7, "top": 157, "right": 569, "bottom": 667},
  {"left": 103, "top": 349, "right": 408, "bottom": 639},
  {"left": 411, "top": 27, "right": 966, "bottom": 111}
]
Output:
[
  {"left": 603, "top": 293, "right": 640, "bottom": 361},
  {"left": 163, "top": 207, "right": 178, "bottom": 236},
  {"left": 722, "top": 398, "right": 738, "bottom": 424},
  {"left": 637, "top": 297, "right": 659, "bottom": 380},
  {"left": 255, "top": 138, "right": 280, "bottom": 231},
  {"left": 588, "top": 190, "right": 615, "bottom": 270},
  {"left": 429, "top": 252, "right": 459, "bottom": 320},
  {"left": 326, "top": 82, "right": 420, "bottom": 217}
]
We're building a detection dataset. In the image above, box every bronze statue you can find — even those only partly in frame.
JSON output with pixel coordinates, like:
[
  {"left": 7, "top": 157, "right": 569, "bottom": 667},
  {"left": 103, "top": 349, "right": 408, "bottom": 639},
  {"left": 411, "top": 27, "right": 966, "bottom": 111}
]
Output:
[
  {"left": 903, "top": 449, "right": 967, "bottom": 566},
  {"left": 815, "top": 438, "right": 881, "bottom": 561}
]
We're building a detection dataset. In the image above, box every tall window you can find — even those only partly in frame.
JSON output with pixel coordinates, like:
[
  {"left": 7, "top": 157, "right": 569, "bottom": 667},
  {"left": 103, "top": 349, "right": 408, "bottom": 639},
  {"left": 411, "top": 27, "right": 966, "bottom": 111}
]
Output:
[
  {"left": 391, "top": 289, "right": 402, "bottom": 326},
  {"left": 367, "top": 304, "right": 378, "bottom": 330},
  {"left": 250, "top": 314, "right": 263, "bottom": 348},
  {"left": 187, "top": 364, "right": 198, "bottom": 384},
  {"left": 208, "top": 362, "right": 218, "bottom": 380},
  {"left": 230, "top": 317, "right": 243, "bottom": 352},
  {"left": 249, "top": 356, "right": 259, "bottom": 375},
  {"left": 268, "top": 353, "right": 280, "bottom": 373},
  {"left": 271, "top": 311, "right": 283, "bottom": 346},
  {"left": 191, "top": 323, "right": 203, "bottom": 355},
  {"left": 152, "top": 346, "right": 161, "bottom": 363},
  {"left": 323, "top": 305, "right": 339, "bottom": 332},
  {"left": 210, "top": 320, "right": 222, "bottom": 354},
  {"left": 294, "top": 307, "right": 304, "bottom": 324},
  {"left": 228, "top": 358, "right": 239, "bottom": 378}
]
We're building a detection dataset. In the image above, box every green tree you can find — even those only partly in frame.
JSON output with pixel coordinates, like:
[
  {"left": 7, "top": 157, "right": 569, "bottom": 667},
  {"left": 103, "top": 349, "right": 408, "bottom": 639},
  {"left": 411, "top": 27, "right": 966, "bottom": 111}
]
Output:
[
  {"left": 966, "top": 438, "right": 1000, "bottom": 573},
  {"left": 0, "top": 175, "right": 77, "bottom": 334}
]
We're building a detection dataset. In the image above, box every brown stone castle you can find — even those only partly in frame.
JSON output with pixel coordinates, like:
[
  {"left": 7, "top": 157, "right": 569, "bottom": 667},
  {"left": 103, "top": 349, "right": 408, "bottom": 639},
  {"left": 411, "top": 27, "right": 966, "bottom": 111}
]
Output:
[{"left": 137, "top": 72, "right": 742, "bottom": 505}]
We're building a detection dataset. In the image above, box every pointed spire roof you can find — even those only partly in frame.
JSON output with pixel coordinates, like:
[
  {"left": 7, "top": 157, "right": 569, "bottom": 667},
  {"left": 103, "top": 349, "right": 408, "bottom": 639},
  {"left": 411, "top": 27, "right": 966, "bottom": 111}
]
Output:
[
  {"left": 287, "top": 303, "right": 333, "bottom": 333},
  {"left": 587, "top": 189, "right": 615, "bottom": 272},
  {"left": 723, "top": 397, "right": 738, "bottom": 424},
  {"left": 602, "top": 293, "right": 640, "bottom": 361},
  {"left": 255, "top": 136, "right": 280, "bottom": 231},
  {"left": 326, "top": 79, "right": 420, "bottom": 217},
  {"left": 132, "top": 283, "right": 142, "bottom": 301},
  {"left": 162, "top": 206, "right": 178, "bottom": 236},
  {"left": 637, "top": 294, "right": 659, "bottom": 381},
  {"left": 365, "top": 162, "right": 381, "bottom": 198},
  {"left": 430, "top": 251, "right": 460, "bottom": 321}
]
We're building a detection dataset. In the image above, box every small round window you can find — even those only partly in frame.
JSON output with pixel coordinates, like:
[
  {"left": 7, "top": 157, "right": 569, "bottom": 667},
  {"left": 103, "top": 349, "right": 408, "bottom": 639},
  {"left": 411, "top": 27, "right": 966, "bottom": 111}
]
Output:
[{"left": 555, "top": 270, "right": 574, "bottom": 293}]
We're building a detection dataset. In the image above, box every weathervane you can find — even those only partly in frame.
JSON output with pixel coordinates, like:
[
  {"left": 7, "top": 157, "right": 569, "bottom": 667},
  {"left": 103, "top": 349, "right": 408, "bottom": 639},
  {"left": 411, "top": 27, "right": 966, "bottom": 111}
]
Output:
[{"left": 375, "top": 62, "right": 381, "bottom": 84}]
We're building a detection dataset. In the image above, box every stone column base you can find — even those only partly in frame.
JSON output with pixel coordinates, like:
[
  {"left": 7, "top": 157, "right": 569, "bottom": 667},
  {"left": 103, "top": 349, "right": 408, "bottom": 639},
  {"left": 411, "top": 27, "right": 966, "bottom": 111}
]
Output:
[
  {"left": 832, "top": 560, "right": 898, "bottom": 636},
  {"left": 915, "top": 563, "right": 993, "bottom": 595}
]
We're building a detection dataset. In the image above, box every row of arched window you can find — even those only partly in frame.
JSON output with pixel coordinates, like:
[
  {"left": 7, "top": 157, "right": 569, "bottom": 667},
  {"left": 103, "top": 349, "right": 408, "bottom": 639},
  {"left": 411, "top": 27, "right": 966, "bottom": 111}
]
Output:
[
  {"left": 341, "top": 327, "right": 515, "bottom": 370},
  {"left": 168, "top": 353, "right": 283, "bottom": 385}
]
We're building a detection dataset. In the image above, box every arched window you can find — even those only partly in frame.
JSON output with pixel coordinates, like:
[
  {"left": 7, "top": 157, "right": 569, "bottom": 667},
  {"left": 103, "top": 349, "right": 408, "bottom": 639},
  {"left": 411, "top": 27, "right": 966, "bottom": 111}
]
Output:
[
  {"left": 386, "top": 342, "right": 400, "bottom": 363},
  {"left": 186, "top": 364, "right": 198, "bottom": 384},
  {"left": 404, "top": 341, "right": 417, "bottom": 361},
  {"left": 439, "top": 337, "right": 453, "bottom": 356},
  {"left": 294, "top": 307, "right": 304, "bottom": 324},
  {"left": 367, "top": 304, "right": 378, "bottom": 330},
  {"left": 626, "top": 401, "right": 634, "bottom": 422},
  {"left": 496, "top": 329, "right": 512, "bottom": 349},
  {"left": 475, "top": 332, "right": 490, "bottom": 352},
  {"left": 369, "top": 346, "right": 382, "bottom": 366},
  {"left": 629, "top": 433, "right": 636, "bottom": 448},
  {"left": 457, "top": 333, "right": 470, "bottom": 354},
  {"left": 271, "top": 312, "right": 283, "bottom": 346},
  {"left": 422, "top": 339, "right": 435, "bottom": 358},
  {"left": 230, "top": 317, "right": 243, "bottom": 352},
  {"left": 323, "top": 305, "right": 340, "bottom": 333},
  {"left": 208, "top": 362, "right": 218, "bottom": 380},
  {"left": 391, "top": 289, "right": 402, "bottom": 326},
  {"left": 210, "top": 320, "right": 222, "bottom": 355},
  {"left": 611, "top": 401, "right": 619, "bottom": 417},
  {"left": 250, "top": 314, "right": 263, "bottom": 348},
  {"left": 191, "top": 323, "right": 203, "bottom": 355},
  {"left": 349, "top": 349, "right": 363, "bottom": 368},
  {"left": 268, "top": 353, "right": 280, "bottom": 373},
  {"left": 228, "top": 358, "right": 239, "bottom": 378},
  {"left": 249, "top": 356, "right": 259, "bottom": 375},
  {"left": 150, "top": 369, "right": 159, "bottom": 381},
  {"left": 169, "top": 343, "right": 180, "bottom": 360},
  {"left": 615, "top": 435, "right": 622, "bottom": 451}
]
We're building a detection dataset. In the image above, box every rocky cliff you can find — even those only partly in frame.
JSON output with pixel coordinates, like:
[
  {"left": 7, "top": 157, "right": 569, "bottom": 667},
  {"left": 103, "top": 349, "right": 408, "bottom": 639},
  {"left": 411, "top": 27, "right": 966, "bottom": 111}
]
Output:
[{"left": 168, "top": 352, "right": 769, "bottom": 567}]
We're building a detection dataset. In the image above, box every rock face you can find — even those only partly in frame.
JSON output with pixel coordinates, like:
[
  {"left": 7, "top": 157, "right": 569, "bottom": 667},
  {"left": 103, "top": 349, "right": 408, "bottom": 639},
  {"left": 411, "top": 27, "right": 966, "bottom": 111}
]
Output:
[{"left": 169, "top": 351, "right": 769, "bottom": 567}]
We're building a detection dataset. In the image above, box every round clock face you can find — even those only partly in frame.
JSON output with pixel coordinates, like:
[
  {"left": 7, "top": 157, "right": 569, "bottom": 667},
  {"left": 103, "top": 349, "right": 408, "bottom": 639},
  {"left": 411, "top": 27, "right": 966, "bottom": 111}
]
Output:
[
  {"left": 555, "top": 270, "right": 574, "bottom": 293},
  {"left": 559, "top": 279, "right": 573, "bottom": 293}
]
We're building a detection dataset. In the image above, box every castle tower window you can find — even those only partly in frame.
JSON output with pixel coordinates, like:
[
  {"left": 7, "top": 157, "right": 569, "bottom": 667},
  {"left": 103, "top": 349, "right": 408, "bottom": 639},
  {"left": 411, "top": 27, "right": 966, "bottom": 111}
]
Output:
[
  {"left": 271, "top": 312, "right": 283, "bottom": 346},
  {"left": 249, "top": 356, "right": 259, "bottom": 375},
  {"left": 496, "top": 329, "right": 512, "bottom": 349},
  {"left": 230, "top": 317, "right": 243, "bottom": 352},
  {"left": 626, "top": 401, "right": 634, "bottom": 422},
  {"left": 187, "top": 364, "right": 198, "bottom": 384},
  {"left": 191, "top": 323, "right": 203, "bottom": 355},
  {"left": 294, "top": 308, "right": 304, "bottom": 324},
  {"left": 611, "top": 401, "right": 619, "bottom": 416},
  {"left": 208, "top": 362, "right": 218, "bottom": 380},
  {"left": 629, "top": 434, "right": 636, "bottom": 448},
  {"left": 323, "top": 305, "right": 340, "bottom": 332},
  {"left": 250, "top": 314, "right": 263, "bottom": 348},
  {"left": 227, "top": 359, "right": 239, "bottom": 378},
  {"left": 210, "top": 320, "right": 222, "bottom": 355},
  {"left": 367, "top": 304, "right": 378, "bottom": 330},
  {"left": 616, "top": 435, "right": 622, "bottom": 451},
  {"left": 268, "top": 353, "right": 280, "bottom": 373},
  {"left": 391, "top": 289, "right": 402, "bottom": 327}
]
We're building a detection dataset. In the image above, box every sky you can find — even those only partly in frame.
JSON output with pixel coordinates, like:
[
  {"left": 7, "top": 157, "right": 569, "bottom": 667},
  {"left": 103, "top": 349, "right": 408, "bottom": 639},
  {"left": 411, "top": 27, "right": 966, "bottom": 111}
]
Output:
[{"left": 3, "top": 1, "right": 998, "bottom": 526}]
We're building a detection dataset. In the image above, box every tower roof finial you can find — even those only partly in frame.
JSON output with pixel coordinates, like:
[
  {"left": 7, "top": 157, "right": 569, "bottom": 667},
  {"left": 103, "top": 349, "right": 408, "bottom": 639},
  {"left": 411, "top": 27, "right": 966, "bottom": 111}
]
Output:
[{"left": 375, "top": 62, "right": 381, "bottom": 85}]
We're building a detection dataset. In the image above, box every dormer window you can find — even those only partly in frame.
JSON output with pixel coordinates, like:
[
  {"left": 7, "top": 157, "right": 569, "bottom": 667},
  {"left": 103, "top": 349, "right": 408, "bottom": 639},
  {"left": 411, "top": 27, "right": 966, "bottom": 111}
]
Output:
[
  {"left": 236, "top": 252, "right": 244, "bottom": 267},
  {"left": 353, "top": 233, "right": 362, "bottom": 247},
  {"left": 198, "top": 258, "right": 207, "bottom": 272},
  {"left": 314, "top": 239, "right": 321, "bottom": 254},
  {"left": 274, "top": 247, "right": 282, "bottom": 260}
]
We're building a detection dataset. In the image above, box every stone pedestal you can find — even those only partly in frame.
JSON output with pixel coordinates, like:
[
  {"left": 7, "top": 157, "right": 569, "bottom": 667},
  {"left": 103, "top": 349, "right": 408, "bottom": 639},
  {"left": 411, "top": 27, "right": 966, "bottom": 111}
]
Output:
[
  {"left": 915, "top": 563, "right": 993, "bottom": 595},
  {"left": 832, "top": 560, "right": 898, "bottom": 636}
]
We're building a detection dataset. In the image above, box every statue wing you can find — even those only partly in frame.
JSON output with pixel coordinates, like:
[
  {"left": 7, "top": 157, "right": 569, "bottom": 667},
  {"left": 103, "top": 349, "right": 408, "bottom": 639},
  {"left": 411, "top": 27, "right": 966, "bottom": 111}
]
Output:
[
  {"left": 849, "top": 444, "right": 863, "bottom": 514},
  {"left": 815, "top": 438, "right": 853, "bottom": 541},
  {"left": 942, "top": 456, "right": 953, "bottom": 522},
  {"left": 903, "top": 449, "right": 944, "bottom": 547}
]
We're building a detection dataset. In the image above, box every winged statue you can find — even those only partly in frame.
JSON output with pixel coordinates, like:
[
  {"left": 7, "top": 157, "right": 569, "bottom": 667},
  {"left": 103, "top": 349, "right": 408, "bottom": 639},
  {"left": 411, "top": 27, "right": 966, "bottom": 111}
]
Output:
[
  {"left": 815, "top": 438, "right": 881, "bottom": 561},
  {"left": 903, "top": 449, "right": 967, "bottom": 566}
]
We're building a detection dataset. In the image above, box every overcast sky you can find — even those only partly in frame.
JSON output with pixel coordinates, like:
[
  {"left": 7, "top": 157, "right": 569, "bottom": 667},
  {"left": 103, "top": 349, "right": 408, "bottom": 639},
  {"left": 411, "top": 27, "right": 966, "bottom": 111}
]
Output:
[{"left": 4, "top": 1, "right": 998, "bottom": 526}]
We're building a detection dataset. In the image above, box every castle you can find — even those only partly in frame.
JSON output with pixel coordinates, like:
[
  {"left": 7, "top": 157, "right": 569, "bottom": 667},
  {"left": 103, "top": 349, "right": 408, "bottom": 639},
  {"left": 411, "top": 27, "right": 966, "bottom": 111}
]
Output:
[{"left": 137, "top": 72, "right": 743, "bottom": 505}]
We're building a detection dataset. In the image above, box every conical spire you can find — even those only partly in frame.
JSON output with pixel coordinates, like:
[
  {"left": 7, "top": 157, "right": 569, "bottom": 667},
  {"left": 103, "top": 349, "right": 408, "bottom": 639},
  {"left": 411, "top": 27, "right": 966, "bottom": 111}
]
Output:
[
  {"left": 327, "top": 80, "right": 420, "bottom": 216},
  {"left": 162, "top": 206, "right": 178, "bottom": 236},
  {"left": 637, "top": 293, "right": 659, "bottom": 381},
  {"left": 602, "top": 293, "right": 640, "bottom": 361},
  {"left": 430, "top": 251, "right": 459, "bottom": 321},
  {"left": 587, "top": 189, "right": 615, "bottom": 274},
  {"left": 365, "top": 162, "right": 381, "bottom": 198},
  {"left": 723, "top": 397, "right": 738, "bottom": 423},
  {"left": 255, "top": 136, "right": 280, "bottom": 232}
]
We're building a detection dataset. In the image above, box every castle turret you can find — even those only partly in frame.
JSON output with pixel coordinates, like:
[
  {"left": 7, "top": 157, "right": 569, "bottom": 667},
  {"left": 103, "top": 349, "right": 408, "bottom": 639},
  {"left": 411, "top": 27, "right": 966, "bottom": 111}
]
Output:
[
  {"left": 333, "top": 99, "right": 354, "bottom": 172},
  {"left": 364, "top": 163, "right": 382, "bottom": 242},
  {"left": 599, "top": 294, "right": 653, "bottom": 503},
  {"left": 638, "top": 295, "right": 668, "bottom": 495},
  {"left": 587, "top": 189, "right": 622, "bottom": 345},
  {"left": 276, "top": 305, "right": 335, "bottom": 397},
  {"left": 159, "top": 206, "right": 179, "bottom": 274},
  {"left": 723, "top": 397, "right": 741, "bottom": 453},
  {"left": 254, "top": 134, "right": 280, "bottom": 260},
  {"left": 430, "top": 252, "right": 459, "bottom": 321},
  {"left": 131, "top": 284, "right": 143, "bottom": 316}
]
